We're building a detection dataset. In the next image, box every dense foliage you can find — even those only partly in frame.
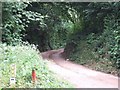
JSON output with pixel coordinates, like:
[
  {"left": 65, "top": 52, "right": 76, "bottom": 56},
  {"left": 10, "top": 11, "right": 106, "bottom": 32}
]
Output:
[
  {"left": 2, "top": 2, "right": 45, "bottom": 45},
  {"left": 98, "top": 15, "right": 120, "bottom": 68},
  {"left": 0, "top": 43, "right": 73, "bottom": 88},
  {"left": 2, "top": 2, "right": 120, "bottom": 75},
  {"left": 67, "top": 14, "right": 120, "bottom": 74},
  {"left": 63, "top": 2, "right": 120, "bottom": 69}
]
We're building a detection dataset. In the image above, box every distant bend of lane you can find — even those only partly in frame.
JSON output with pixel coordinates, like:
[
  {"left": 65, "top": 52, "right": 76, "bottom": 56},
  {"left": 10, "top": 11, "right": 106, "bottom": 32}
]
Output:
[{"left": 41, "top": 49, "right": 119, "bottom": 88}]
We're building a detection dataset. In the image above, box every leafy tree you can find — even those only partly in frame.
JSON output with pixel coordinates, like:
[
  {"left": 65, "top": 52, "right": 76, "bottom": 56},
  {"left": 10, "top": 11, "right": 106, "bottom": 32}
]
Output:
[
  {"left": 2, "top": 2, "right": 45, "bottom": 45},
  {"left": 2, "top": 2, "right": 120, "bottom": 70}
]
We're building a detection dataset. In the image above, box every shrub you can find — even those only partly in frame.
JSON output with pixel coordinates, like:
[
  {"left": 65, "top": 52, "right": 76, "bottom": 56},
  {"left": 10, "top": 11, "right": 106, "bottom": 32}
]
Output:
[
  {"left": 87, "top": 15, "right": 120, "bottom": 68},
  {"left": 103, "top": 15, "right": 120, "bottom": 68}
]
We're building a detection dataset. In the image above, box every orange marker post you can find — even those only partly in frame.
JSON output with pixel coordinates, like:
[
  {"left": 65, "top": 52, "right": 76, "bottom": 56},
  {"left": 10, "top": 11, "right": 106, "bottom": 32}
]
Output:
[
  {"left": 32, "top": 65, "right": 37, "bottom": 87},
  {"left": 32, "top": 69, "right": 36, "bottom": 83}
]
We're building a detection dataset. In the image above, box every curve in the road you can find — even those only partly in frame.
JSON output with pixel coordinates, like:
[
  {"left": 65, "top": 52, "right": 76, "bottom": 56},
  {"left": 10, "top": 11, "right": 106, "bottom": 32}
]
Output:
[{"left": 41, "top": 49, "right": 119, "bottom": 88}]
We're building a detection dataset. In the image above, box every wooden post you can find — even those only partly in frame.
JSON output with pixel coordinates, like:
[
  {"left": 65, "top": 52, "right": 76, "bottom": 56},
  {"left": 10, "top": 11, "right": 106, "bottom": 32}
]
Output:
[{"left": 10, "top": 64, "right": 16, "bottom": 88}]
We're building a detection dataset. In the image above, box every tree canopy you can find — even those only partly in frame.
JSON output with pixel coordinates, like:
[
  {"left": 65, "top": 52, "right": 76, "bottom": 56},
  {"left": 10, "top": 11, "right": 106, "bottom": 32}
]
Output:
[{"left": 2, "top": 2, "right": 120, "bottom": 71}]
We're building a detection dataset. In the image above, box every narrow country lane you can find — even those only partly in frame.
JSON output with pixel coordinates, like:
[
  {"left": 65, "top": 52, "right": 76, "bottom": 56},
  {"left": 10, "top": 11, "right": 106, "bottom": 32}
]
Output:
[{"left": 41, "top": 49, "right": 119, "bottom": 88}]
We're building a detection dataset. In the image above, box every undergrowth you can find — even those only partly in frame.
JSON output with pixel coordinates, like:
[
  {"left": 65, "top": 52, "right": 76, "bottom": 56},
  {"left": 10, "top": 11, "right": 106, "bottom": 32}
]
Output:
[
  {"left": 68, "top": 15, "right": 120, "bottom": 76},
  {"left": 0, "top": 43, "right": 73, "bottom": 88}
]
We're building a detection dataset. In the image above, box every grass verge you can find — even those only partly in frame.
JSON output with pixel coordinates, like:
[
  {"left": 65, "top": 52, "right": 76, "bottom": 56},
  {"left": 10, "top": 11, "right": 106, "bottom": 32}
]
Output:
[{"left": 0, "top": 43, "right": 73, "bottom": 88}]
